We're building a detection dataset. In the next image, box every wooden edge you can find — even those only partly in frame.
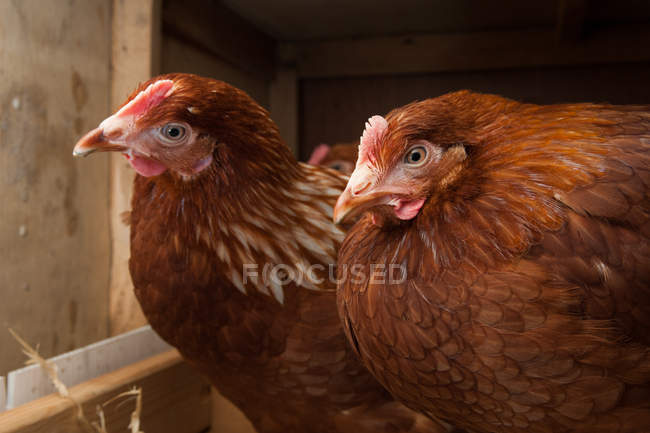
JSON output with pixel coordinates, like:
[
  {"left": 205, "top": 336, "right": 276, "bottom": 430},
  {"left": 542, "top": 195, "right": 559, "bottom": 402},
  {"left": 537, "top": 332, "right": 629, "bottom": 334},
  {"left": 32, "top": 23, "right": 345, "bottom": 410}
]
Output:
[
  {"left": 108, "top": 0, "right": 156, "bottom": 336},
  {"left": 162, "top": 0, "right": 275, "bottom": 81},
  {"left": 6, "top": 326, "right": 170, "bottom": 409},
  {"left": 270, "top": 66, "right": 298, "bottom": 156},
  {"left": 0, "top": 377, "right": 5, "bottom": 413},
  {"left": 210, "top": 388, "right": 256, "bottom": 433},
  {"left": 556, "top": 0, "right": 588, "bottom": 42},
  {"left": 292, "top": 25, "right": 650, "bottom": 78},
  {"left": 0, "top": 350, "right": 211, "bottom": 433}
]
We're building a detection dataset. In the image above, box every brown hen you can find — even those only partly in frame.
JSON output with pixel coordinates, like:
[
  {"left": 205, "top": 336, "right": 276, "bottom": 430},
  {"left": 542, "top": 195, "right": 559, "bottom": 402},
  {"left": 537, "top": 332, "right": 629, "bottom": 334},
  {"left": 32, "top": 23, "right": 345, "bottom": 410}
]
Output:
[
  {"left": 333, "top": 91, "right": 650, "bottom": 433},
  {"left": 72, "top": 73, "right": 453, "bottom": 433},
  {"left": 308, "top": 142, "right": 359, "bottom": 175}
]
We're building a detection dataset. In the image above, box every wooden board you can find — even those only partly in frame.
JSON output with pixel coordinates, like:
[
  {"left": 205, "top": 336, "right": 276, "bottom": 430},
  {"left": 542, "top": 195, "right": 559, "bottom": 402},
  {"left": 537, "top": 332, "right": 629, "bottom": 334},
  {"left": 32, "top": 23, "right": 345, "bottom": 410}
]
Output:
[
  {"left": 292, "top": 25, "right": 650, "bottom": 78},
  {"left": 0, "top": 378, "right": 5, "bottom": 413},
  {"left": 556, "top": 0, "right": 587, "bottom": 42},
  {"left": 0, "top": 350, "right": 211, "bottom": 433},
  {"left": 299, "top": 63, "right": 650, "bottom": 158},
  {"left": 0, "top": 0, "right": 111, "bottom": 378},
  {"left": 210, "top": 389, "right": 255, "bottom": 433},
  {"left": 270, "top": 65, "right": 298, "bottom": 156},
  {"left": 108, "top": 0, "right": 162, "bottom": 336},
  {"left": 162, "top": 0, "right": 275, "bottom": 81},
  {"left": 5, "top": 326, "right": 170, "bottom": 410},
  {"left": 161, "top": 34, "right": 270, "bottom": 109}
]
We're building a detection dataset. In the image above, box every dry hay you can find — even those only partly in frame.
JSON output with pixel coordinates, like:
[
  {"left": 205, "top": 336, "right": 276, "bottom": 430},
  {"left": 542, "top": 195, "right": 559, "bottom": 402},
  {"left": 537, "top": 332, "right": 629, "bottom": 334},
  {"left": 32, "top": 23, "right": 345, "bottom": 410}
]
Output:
[{"left": 9, "top": 328, "right": 144, "bottom": 433}]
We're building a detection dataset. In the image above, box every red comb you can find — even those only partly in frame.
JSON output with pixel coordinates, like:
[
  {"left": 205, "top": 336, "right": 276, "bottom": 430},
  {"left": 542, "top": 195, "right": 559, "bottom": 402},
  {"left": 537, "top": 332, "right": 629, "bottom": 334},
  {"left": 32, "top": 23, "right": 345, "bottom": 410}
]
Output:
[
  {"left": 307, "top": 144, "right": 331, "bottom": 165},
  {"left": 358, "top": 115, "right": 388, "bottom": 165},
  {"left": 116, "top": 79, "right": 174, "bottom": 119}
]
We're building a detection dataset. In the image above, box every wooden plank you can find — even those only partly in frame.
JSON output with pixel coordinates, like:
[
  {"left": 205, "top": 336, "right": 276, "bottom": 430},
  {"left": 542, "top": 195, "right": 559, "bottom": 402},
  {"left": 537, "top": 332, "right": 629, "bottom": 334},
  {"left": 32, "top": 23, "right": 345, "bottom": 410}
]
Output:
[
  {"left": 108, "top": 0, "right": 162, "bottom": 336},
  {"left": 5, "top": 326, "right": 170, "bottom": 410},
  {"left": 210, "top": 389, "right": 255, "bottom": 433},
  {"left": 0, "top": 377, "right": 5, "bottom": 413},
  {"left": 270, "top": 65, "right": 299, "bottom": 156},
  {"left": 162, "top": 34, "right": 270, "bottom": 108},
  {"left": 0, "top": 0, "right": 111, "bottom": 379},
  {"left": 162, "top": 0, "right": 275, "bottom": 81},
  {"left": 556, "top": 0, "right": 588, "bottom": 42},
  {"left": 292, "top": 25, "right": 650, "bottom": 78},
  {"left": 0, "top": 350, "right": 211, "bottom": 433}
]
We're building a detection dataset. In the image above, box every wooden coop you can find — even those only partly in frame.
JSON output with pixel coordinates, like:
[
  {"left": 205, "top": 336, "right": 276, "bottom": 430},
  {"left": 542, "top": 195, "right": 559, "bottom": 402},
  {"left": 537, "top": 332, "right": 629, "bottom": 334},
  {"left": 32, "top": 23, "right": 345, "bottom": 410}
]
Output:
[{"left": 0, "top": 0, "right": 649, "bottom": 432}]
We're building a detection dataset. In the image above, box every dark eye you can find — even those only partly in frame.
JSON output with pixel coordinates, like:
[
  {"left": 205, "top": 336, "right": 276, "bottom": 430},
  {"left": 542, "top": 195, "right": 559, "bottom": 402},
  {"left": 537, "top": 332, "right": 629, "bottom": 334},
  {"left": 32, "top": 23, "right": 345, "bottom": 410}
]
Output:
[
  {"left": 404, "top": 146, "right": 427, "bottom": 165},
  {"left": 159, "top": 123, "right": 187, "bottom": 145}
]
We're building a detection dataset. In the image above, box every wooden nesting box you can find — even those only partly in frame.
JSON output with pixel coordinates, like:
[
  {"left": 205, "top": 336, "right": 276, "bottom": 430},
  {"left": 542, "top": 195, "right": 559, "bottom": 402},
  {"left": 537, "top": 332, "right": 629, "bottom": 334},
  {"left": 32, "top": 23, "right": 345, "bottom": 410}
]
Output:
[
  {"left": 0, "top": 327, "right": 212, "bottom": 433},
  {"left": 1, "top": 0, "right": 649, "bottom": 432}
]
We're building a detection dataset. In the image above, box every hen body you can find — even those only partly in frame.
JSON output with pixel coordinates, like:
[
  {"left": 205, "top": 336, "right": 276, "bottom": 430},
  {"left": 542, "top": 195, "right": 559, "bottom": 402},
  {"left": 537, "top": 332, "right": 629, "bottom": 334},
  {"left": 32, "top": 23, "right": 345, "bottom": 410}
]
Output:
[
  {"left": 335, "top": 91, "right": 650, "bottom": 432},
  {"left": 75, "top": 74, "right": 450, "bottom": 433}
]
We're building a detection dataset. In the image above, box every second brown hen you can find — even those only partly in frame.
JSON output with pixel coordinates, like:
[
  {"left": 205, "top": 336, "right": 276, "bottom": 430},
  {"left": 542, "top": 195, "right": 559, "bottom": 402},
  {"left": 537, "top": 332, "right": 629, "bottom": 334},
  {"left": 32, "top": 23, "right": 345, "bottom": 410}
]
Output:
[
  {"left": 308, "top": 142, "right": 359, "bottom": 175},
  {"left": 334, "top": 91, "right": 650, "bottom": 433}
]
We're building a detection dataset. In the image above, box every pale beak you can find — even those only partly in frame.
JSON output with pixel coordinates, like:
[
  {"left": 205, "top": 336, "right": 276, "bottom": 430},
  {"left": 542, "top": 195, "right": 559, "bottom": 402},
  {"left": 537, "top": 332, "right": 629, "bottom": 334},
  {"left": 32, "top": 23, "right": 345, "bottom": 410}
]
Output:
[
  {"left": 72, "top": 127, "right": 127, "bottom": 157},
  {"left": 333, "top": 188, "right": 393, "bottom": 225},
  {"left": 333, "top": 164, "right": 387, "bottom": 224}
]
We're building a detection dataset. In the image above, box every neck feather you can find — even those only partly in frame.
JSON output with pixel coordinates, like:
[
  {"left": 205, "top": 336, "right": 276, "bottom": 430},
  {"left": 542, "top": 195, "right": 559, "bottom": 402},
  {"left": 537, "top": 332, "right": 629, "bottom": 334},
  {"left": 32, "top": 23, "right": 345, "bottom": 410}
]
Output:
[{"left": 149, "top": 162, "right": 348, "bottom": 304}]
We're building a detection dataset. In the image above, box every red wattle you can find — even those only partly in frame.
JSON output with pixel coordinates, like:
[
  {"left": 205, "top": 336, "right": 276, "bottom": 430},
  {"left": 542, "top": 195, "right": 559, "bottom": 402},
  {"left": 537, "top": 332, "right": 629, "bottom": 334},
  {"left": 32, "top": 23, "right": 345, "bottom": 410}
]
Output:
[
  {"left": 128, "top": 155, "right": 167, "bottom": 177},
  {"left": 394, "top": 198, "right": 425, "bottom": 220}
]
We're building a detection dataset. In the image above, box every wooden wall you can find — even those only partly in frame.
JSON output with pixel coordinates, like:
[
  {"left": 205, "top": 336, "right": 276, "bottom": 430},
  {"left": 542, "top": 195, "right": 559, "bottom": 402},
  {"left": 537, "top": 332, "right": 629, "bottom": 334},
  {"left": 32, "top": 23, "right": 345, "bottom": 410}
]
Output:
[
  {"left": 161, "top": 34, "right": 270, "bottom": 108},
  {"left": 106, "top": 0, "right": 162, "bottom": 337},
  {"left": 0, "top": 0, "right": 112, "bottom": 376},
  {"left": 300, "top": 63, "right": 650, "bottom": 159}
]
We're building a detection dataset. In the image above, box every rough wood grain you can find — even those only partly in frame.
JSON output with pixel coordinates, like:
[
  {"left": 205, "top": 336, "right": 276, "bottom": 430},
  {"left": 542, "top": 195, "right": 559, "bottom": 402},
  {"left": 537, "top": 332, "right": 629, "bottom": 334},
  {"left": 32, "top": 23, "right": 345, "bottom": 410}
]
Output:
[
  {"left": 108, "top": 0, "right": 162, "bottom": 336},
  {"left": 0, "top": 350, "right": 211, "bottom": 433},
  {"left": 0, "top": 0, "right": 111, "bottom": 377}
]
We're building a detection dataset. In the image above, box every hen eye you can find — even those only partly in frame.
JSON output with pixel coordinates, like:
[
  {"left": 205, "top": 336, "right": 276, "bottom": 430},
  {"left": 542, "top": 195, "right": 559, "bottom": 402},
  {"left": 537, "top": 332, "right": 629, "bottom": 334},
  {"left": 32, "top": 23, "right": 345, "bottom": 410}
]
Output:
[
  {"left": 404, "top": 146, "right": 427, "bottom": 165},
  {"left": 159, "top": 123, "right": 187, "bottom": 145}
]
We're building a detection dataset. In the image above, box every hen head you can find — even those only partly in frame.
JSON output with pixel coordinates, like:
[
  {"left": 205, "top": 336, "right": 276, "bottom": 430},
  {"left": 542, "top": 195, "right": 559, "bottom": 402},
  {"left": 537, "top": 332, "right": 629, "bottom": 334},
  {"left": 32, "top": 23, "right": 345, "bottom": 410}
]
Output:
[
  {"left": 73, "top": 73, "right": 289, "bottom": 180},
  {"left": 333, "top": 91, "right": 511, "bottom": 225}
]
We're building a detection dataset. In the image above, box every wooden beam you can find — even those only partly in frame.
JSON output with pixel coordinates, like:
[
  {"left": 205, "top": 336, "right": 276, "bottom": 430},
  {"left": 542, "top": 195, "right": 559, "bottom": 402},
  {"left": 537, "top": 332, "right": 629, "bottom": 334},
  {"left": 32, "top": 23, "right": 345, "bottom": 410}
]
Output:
[
  {"left": 0, "top": 350, "right": 211, "bottom": 433},
  {"left": 210, "top": 388, "right": 255, "bottom": 433},
  {"left": 270, "top": 65, "right": 299, "bottom": 156},
  {"left": 5, "top": 326, "right": 170, "bottom": 410},
  {"left": 0, "top": 0, "right": 112, "bottom": 377},
  {"left": 556, "top": 0, "right": 588, "bottom": 42},
  {"left": 109, "top": 0, "right": 162, "bottom": 336},
  {"left": 0, "top": 377, "right": 5, "bottom": 413},
  {"left": 292, "top": 25, "right": 650, "bottom": 78},
  {"left": 162, "top": 0, "right": 275, "bottom": 81}
]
